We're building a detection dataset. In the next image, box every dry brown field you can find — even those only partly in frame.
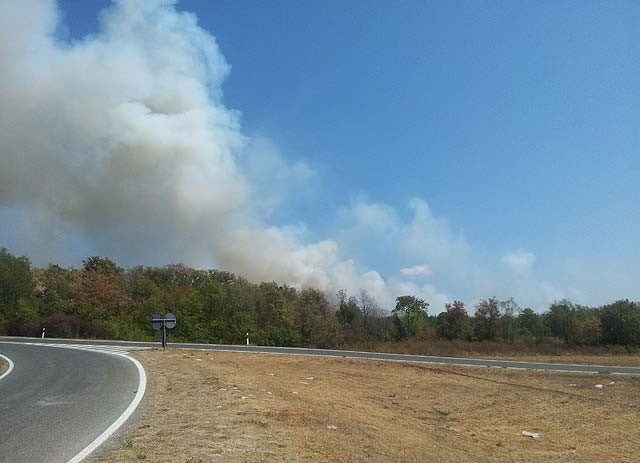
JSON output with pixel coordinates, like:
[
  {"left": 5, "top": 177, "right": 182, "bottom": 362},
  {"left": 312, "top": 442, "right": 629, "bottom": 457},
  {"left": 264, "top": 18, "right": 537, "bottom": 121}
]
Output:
[{"left": 93, "top": 350, "right": 640, "bottom": 463}]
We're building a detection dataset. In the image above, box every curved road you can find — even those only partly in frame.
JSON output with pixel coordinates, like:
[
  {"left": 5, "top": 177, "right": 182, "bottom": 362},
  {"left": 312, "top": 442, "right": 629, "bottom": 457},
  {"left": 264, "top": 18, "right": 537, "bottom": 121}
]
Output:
[{"left": 0, "top": 342, "right": 144, "bottom": 463}]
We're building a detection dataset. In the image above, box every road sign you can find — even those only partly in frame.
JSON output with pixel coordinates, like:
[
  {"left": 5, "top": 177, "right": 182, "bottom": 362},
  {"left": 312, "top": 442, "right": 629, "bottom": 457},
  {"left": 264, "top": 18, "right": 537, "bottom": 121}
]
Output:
[
  {"left": 165, "top": 312, "right": 177, "bottom": 329},
  {"left": 150, "top": 313, "right": 178, "bottom": 348},
  {"left": 151, "top": 313, "right": 163, "bottom": 331}
]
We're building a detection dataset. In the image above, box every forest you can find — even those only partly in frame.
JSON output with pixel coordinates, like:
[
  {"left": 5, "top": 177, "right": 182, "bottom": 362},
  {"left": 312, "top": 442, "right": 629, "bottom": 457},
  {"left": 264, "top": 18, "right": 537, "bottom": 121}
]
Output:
[{"left": 1, "top": 248, "right": 639, "bottom": 352}]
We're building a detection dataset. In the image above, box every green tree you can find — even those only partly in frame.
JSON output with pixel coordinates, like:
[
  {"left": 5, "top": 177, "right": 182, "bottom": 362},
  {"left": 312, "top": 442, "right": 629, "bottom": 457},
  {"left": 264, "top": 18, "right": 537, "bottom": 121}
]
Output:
[
  {"left": 0, "top": 248, "right": 35, "bottom": 333},
  {"left": 545, "top": 300, "right": 578, "bottom": 344},
  {"left": 599, "top": 300, "right": 640, "bottom": 346},
  {"left": 294, "top": 288, "right": 338, "bottom": 348},
  {"left": 517, "top": 308, "right": 545, "bottom": 342},
  {"left": 437, "top": 300, "right": 471, "bottom": 340},
  {"left": 573, "top": 313, "right": 601, "bottom": 345},
  {"left": 33, "top": 265, "right": 83, "bottom": 317},
  {"left": 499, "top": 298, "right": 520, "bottom": 343},
  {"left": 82, "top": 256, "right": 123, "bottom": 276},
  {"left": 254, "top": 282, "right": 298, "bottom": 346},
  {"left": 336, "top": 289, "right": 363, "bottom": 340},
  {"left": 474, "top": 297, "right": 500, "bottom": 341},
  {"left": 392, "top": 295, "right": 429, "bottom": 339}
]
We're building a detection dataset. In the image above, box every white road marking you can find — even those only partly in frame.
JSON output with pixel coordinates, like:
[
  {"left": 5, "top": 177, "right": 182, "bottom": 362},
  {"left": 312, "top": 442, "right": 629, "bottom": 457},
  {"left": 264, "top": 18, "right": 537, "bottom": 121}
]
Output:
[
  {"left": 0, "top": 340, "right": 150, "bottom": 355},
  {"left": 0, "top": 341, "right": 147, "bottom": 463},
  {"left": 0, "top": 353, "right": 14, "bottom": 382},
  {"left": 65, "top": 351, "right": 147, "bottom": 463}
]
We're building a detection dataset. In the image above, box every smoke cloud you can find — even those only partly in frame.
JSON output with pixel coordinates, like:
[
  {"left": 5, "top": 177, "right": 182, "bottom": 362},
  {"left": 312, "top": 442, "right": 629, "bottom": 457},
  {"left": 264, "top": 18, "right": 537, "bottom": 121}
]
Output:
[
  {"left": 1, "top": 1, "right": 584, "bottom": 311},
  {"left": 0, "top": 0, "right": 450, "bottom": 308}
]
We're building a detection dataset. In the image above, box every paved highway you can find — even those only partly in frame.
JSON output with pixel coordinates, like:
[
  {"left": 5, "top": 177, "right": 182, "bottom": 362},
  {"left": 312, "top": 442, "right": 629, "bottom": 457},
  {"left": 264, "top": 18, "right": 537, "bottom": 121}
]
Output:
[
  {"left": 3, "top": 336, "right": 640, "bottom": 376},
  {"left": 0, "top": 341, "right": 145, "bottom": 463}
]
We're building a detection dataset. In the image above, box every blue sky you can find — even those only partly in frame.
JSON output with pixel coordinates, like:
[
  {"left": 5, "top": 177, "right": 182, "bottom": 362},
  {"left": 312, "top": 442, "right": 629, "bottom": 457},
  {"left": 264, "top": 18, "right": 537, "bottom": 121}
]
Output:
[{"left": 1, "top": 0, "right": 638, "bottom": 310}]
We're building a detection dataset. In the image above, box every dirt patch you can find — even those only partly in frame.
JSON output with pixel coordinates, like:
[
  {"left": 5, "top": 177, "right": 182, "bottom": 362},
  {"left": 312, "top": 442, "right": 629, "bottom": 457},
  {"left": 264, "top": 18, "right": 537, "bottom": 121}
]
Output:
[
  {"left": 0, "top": 358, "right": 6, "bottom": 375},
  {"left": 93, "top": 350, "right": 640, "bottom": 463}
]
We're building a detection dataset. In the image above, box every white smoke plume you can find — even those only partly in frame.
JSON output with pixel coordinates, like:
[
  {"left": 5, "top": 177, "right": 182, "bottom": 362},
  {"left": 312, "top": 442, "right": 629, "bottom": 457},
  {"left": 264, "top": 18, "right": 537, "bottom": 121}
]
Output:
[
  {"left": 0, "top": 0, "right": 455, "bottom": 309},
  {"left": 2, "top": 0, "right": 587, "bottom": 311}
]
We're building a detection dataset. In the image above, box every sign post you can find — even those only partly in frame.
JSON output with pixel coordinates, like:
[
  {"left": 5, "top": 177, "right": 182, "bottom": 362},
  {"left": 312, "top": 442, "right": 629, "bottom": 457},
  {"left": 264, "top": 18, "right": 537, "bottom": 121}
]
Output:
[{"left": 151, "top": 312, "right": 177, "bottom": 349}]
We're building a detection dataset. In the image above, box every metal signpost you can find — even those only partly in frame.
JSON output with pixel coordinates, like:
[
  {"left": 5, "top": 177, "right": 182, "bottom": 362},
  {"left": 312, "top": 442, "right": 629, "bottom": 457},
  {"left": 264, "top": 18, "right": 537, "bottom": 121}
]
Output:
[{"left": 151, "top": 312, "right": 177, "bottom": 349}]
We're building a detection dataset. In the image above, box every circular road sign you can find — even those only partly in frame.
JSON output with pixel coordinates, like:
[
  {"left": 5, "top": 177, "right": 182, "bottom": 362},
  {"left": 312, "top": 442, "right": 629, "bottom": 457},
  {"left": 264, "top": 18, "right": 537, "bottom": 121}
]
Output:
[
  {"left": 165, "top": 312, "right": 177, "bottom": 329},
  {"left": 151, "top": 313, "right": 163, "bottom": 331}
]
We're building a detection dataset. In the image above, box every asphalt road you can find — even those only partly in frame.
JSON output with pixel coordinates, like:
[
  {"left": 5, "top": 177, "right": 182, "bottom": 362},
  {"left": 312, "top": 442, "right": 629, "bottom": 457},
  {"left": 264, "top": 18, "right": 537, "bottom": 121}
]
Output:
[
  {"left": 0, "top": 342, "right": 141, "bottom": 463},
  {"left": 3, "top": 336, "right": 640, "bottom": 376}
]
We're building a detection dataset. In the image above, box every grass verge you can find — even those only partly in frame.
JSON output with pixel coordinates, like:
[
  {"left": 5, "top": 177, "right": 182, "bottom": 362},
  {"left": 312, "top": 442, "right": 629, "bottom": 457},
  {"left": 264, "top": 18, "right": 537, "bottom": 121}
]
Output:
[
  {"left": 93, "top": 350, "right": 640, "bottom": 463},
  {"left": 355, "top": 340, "right": 640, "bottom": 366}
]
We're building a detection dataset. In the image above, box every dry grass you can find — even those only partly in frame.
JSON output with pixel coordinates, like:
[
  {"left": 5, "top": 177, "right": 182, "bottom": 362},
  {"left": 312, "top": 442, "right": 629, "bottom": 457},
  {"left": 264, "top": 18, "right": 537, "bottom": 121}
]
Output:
[
  {"left": 93, "top": 350, "right": 640, "bottom": 463},
  {"left": 364, "top": 340, "right": 640, "bottom": 367},
  {"left": 0, "top": 358, "right": 6, "bottom": 375}
]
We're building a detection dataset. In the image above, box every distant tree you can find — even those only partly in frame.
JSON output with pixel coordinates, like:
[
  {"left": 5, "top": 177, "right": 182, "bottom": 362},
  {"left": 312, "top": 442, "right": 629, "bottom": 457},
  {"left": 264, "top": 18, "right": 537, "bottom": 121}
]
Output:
[
  {"left": 33, "top": 265, "right": 83, "bottom": 317},
  {"left": 214, "top": 280, "right": 258, "bottom": 345},
  {"left": 599, "top": 300, "right": 640, "bottom": 346},
  {"left": 336, "top": 290, "right": 363, "bottom": 335},
  {"left": 545, "top": 300, "right": 578, "bottom": 344},
  {"left": 0, "top": 248, "right": 35, "bottom": 333},
  {"left": 392, "top": 295, "right": 429, "bottom": 339},
  {"left": 254, "top": 282, "right": 298, "bottom": 346},
  {"left": 573, "top": 312, "right": 601, "bottom": 346},
  {"left": 294, "top": 288, "right": 338, "bottom": 348},
  {"left": 356, "top": 290, "right": 388, "bottom": 341},
  {"left": 499, "top": 298, "right": 520, "bottom": 343},
  {"left": 517, "top": 308, "right": 545, "bottom": 342},
  {"left": 437, "top": 300, "right": 471, "bottom": 340},
  {"left": 474, "top": 297, "right": 500, "bottom": 341},
  {"left": 78, "top": 256, "right": 130, "bottom": 322},
  {"left": 82, "top": 256, "right": 123, "bottom": 276}
]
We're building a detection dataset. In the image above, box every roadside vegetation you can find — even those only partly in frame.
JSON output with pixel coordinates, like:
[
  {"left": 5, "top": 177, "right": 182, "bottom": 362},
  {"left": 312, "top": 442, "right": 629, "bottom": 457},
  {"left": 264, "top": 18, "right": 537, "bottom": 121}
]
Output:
[{"left": 1, "top": 248, "right": 640, "bottom": 358}]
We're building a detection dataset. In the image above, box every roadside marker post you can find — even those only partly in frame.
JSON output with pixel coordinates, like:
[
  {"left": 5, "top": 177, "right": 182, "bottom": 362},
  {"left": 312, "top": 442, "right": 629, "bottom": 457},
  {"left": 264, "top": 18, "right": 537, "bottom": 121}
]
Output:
[
  {"left": 151, "top": 313, "right": 177, "bottom": 349},
  {"left": 246, "top": 332, "right": 249, "bottom": 346},
  {"left": 41, "top": 328, "right": 45, "bottom": 339}
]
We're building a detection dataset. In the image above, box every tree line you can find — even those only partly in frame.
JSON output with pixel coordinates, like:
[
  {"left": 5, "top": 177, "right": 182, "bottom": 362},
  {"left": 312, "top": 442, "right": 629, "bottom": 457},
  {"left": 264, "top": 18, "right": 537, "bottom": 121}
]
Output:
[{"left": 1, "top": 248, "right": 639, "bottom": 349}]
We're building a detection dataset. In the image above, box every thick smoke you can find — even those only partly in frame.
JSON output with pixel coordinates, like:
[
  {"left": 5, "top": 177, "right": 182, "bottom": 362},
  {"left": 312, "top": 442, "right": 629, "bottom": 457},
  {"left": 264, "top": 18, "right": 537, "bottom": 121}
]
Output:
[
  {"left": 1, "top": 0, "right": 584, "bottom": 310},
  {"left": 0, "top": 0, "right": 454, "bottom": 308}
]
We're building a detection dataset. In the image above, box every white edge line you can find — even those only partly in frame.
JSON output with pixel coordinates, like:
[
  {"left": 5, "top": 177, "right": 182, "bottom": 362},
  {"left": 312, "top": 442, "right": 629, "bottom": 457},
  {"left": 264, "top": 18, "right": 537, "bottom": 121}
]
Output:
[
  {"left": 65, "top": 352, "right": 147, "bottom": 463},
  {"left": 0, "top": 353, "right": 14, "bottom": 381},
  {"left": 0, "top": 342, "right": 147, "bottom": 461}
]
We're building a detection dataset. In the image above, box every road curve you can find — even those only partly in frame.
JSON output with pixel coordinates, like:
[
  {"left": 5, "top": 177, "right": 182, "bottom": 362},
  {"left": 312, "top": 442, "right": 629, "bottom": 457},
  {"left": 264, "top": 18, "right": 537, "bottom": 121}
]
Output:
[
  {"left": 3, "top": 335, "right": 640, "bottom": 376},
  {"left": 0, "top": 353, "right": 14, "bottom": 381},
  {"left": 0, "top": 342, "right": 144, "bottom": 463}
]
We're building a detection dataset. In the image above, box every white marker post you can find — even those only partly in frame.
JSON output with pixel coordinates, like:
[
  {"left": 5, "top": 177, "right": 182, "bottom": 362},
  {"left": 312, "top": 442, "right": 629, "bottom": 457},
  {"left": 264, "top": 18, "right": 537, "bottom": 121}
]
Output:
[
  {"left": 41, "top": 328, "right": 45, "bottom": 339},
  {"left": 246, "top": 332, "right": 249, "bottom": 346}
]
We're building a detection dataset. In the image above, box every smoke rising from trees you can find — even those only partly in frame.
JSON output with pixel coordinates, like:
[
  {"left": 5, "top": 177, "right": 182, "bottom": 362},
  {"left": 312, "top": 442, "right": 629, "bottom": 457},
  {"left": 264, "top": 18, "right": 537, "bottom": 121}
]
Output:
[{"left": 0, "top": 0, "right": 455, "bottom": 308}]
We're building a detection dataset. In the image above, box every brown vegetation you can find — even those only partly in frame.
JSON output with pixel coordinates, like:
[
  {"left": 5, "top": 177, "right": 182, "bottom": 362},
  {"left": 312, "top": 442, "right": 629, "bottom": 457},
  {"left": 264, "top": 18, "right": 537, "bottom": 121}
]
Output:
[{"left": 93, "top": 350, "right": 640, "bottom": 463}]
